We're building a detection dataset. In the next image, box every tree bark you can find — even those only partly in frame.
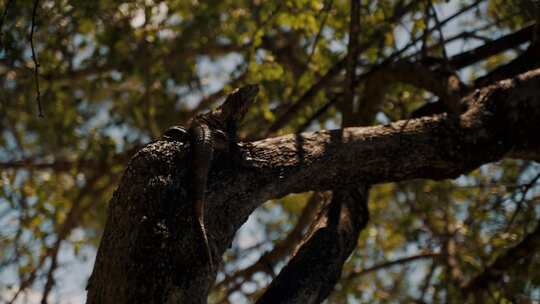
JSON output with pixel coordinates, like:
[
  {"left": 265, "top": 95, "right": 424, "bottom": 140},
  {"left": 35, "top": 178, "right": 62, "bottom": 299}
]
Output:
[
  {"left": 86, "top": 68, "right": 540, "bottom": 303},
  {"left": 256, "top": 186, "right": 369, "bottom": 304}
]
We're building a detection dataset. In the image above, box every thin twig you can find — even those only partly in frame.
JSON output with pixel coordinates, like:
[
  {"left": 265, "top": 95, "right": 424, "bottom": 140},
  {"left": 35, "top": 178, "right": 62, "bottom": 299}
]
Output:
[
  {"left": 504, "top": 171, "right": 540, "bottom": 232},
  {"left": 0, "top": 0, "right": 14, "bottom": 50},
  {"left": 193, "top": 70, "right": 248, "bottom": 114},
  {"left": 462, "top": 218, "right": 540, "bottom": 293},
  {"left": 244, "top": 2, "right": 282, "bottom": 65},
  {"left": 30, "top": 0, "right": 43, "bottom": 118},
  {"left": 39, "top": 174, "right": 108, "bottom": 304},
  {"left": 300, "top": 0, "right": 497, "bottom": 129},
  {"left": 387, "top": 0, "right": 485, "bottom": 63},
  {"left": 216, "top": 193, "right": 323, "bottom": 294},
  {"left": 264, "top": 1, "right": 420, "bottom": 135},
  {"left": 7, "top": 174, "right": 103, "bottom": 304},
  {"left": 268, "top": 0, "right": 485, "bottom": 134},
  {"left": 305, "top": 0, "right": 333, "bottom": 70},
  {"left": 288, "top": 0, "right": 334, "bottom": 100},
  {"left": 419, "top": 261, "right": 437, "bottom": 301},
  {"left": 296, "top": 94, "right": 338, "bottom": 132},
  {"left": 403, "top": 20, "right": 502, "bottom": 62},
  {"left": 428, "top": 0, "right": 448, "bottom": 60},
  {"left": 344, "top": 0, "right": 361, "bottom": 120},
  {"left": 420, "top": 1, "right": 432, "bottom": 58},
  {"left": 346, "top": 253, "right": 440, "bottom": 280},
  {"left": 40, "top": 252, "right": 59, "bottom": 304}
]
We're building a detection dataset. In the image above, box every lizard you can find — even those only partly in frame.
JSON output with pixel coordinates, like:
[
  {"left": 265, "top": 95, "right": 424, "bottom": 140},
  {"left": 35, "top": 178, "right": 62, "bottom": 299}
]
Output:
[{"left": 162, "top": 84, "right": 259, "bottom": 270}]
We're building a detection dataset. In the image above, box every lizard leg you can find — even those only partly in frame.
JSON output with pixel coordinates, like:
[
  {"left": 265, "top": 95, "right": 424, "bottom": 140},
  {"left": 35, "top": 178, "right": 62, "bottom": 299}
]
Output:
[{"left": 233, "top": 143, "right": 265, "bottom": 168}]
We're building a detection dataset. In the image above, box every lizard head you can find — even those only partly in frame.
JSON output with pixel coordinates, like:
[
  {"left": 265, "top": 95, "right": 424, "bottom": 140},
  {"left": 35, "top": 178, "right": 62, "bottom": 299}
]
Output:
[{"left": 219, "top": 84, "right": 259, "bottom": 122}]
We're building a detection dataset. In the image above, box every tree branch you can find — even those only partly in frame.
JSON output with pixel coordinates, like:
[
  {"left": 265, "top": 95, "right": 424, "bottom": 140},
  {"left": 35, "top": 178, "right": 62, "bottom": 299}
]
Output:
[
  {"left": 86, "top": 68, "right": 540, "bottom": 303},
  {"left": 474, "top": 39, "right": 540, "bottom": 87},
  {"left": 265, "top": 0, "right": 421, "bottom": 135},
  {"left": 448, "top": 23, "right": 536, "bottom": 70},
  {"left": 462, "top": 218, "right": 540, "bottom": 296},
  {"left": 29, "top": 0, "right": 42, "bottom": 117},
  {"left": 273, "top": 18, "right": 536, "bottom": 134},
  {"left": 0, "top": 0, "right": 13, "bottom": 50},
  {"left": 216, "top": 192, "right": 323, "bottom": 294},
  {"left": 256, "top": 186, "right": 369, "bottom": 304},
  {"left": 0, "top": 145, "right": 140, "bottom": 172},
  {"left": 345, "top": 252, "right": 441, "bottom": 280}
]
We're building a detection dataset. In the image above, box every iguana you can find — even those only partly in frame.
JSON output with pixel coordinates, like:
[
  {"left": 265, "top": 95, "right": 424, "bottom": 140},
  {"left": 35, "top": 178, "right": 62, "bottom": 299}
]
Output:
[{"left": 162, "top": 84, "right": 259, "bottom": 270}]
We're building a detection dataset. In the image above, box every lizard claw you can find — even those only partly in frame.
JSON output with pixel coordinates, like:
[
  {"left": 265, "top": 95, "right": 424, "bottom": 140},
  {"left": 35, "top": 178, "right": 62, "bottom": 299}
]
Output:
[{"left": 236, "top": 143, "right": 264, "bottom": 167}]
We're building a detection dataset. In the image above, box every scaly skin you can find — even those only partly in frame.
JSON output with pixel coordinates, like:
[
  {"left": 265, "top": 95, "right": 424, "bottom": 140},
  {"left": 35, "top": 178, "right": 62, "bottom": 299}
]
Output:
[
  {"left": 164, "top": 85, "right": 259, "bottom": 271},
  {"left": 189, "top": 119, "right": 216, "bottom": 270}
]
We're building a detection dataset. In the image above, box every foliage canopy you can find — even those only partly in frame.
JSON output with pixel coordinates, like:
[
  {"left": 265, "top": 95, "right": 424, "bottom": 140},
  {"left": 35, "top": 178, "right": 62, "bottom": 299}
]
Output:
[{"left": 1, "top": 0, "right": 539, "bottom": 303}]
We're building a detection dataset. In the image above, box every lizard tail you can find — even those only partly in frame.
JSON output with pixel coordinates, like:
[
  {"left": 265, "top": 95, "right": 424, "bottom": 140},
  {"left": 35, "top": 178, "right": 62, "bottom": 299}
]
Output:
[{"left": 197, "top": 215, "right": 214, "bottom": 271}]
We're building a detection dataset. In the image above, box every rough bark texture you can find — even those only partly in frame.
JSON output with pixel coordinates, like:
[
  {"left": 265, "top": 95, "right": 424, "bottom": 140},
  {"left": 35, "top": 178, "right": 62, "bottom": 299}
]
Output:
[
  {"left": 256, "top": 186, "right": 369, "bottom": 304},
  {"left": 86, "top": 69, "right": 540, "bottom": 303}
]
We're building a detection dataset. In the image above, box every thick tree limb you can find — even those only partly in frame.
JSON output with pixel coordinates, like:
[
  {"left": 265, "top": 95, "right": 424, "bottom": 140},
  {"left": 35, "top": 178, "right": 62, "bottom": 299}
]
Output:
[
  {"left": 366, "top": 61, "right": 466, "bottom": 117},
  {"left": 215, "top": 192, "right": 323, "bottom": 293},
  {"left": 249, "top": 73, "right": 540, "bottom": 195},
  {"left": 86, "top": 68, "right": 540, "bottom": 304},
  {"left": 256, "top": 186, "right": 369, "bottom": 304},
  {"left": 474, "top": 41, "right": 540, "bottom": 87},
  {"left": 448, "top": 23, "right": 536, "bottom": 70},
  {"left": 415, "top": 23, "right": 538, "bottom": 117}
]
